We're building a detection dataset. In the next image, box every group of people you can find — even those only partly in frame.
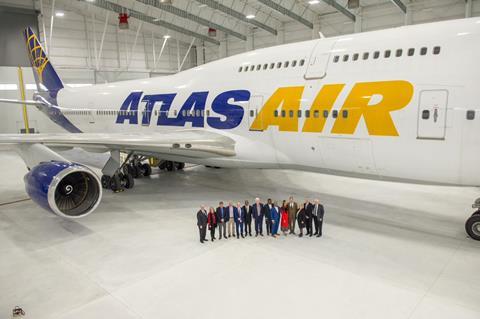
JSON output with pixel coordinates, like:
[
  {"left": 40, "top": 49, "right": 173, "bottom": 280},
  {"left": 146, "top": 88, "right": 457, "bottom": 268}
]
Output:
[{"left": 196, "top": 197, "right": 325, "bottom": 244}]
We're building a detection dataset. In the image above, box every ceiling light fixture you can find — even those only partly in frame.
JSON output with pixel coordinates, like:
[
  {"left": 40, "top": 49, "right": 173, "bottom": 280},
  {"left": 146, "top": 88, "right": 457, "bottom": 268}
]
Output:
[
  {"left": 55, "top": 11, "right": 64, "bottom": 17},
  {"left": 308, "top": 0, "right": 320, "bottom": 4},
  {"left": 245, "top": 14, "right": 255, "bottom": 19}
]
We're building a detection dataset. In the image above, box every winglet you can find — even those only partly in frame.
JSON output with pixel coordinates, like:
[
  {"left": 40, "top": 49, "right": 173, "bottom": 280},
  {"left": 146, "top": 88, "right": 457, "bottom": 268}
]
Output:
[{"left": 23, "top": 27, "right": 64, "bottom": 97}]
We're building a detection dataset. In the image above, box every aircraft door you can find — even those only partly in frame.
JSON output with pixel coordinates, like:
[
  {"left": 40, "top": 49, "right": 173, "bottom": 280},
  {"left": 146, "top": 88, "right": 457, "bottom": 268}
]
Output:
[
  {"left": 248, "top": 95, "right": 264, "bottom": 131},
  {"left": 87, "top": 102, "right": 95, "bottom": 124},
  {"left": 304, "top": 41, "right": 335, "bottom": 80},
  {"left": 417, "top": 90, "right": 448, "bottom": 139},
  {"left": 88, "top": 110, "right": 95, "bottom": 124}
]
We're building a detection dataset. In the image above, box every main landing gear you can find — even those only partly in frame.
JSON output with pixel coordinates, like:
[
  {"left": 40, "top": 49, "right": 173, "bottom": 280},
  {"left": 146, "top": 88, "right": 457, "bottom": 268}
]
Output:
[
  {"left": 100, "top": 152, "right": 186, "bottom": 193},
  {"left": 466, "top": 198, "right": 480, "bottom": 241},
  {"left": 158, "top": 160, "right": 185, "bottom": 171},
  {"left": 100, "top": 152, "right": 153, "bottom": 192}
]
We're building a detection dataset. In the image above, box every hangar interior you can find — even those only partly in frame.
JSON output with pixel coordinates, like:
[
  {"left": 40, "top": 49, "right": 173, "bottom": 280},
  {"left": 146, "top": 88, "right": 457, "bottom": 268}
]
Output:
[{"left": 1, "top": 0, "right": 480, "bottom": 319}]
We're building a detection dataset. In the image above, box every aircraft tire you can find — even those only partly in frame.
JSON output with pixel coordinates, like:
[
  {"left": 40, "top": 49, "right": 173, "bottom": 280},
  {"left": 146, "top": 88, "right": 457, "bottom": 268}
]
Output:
[
  {"left": 110, "top": 174, "right": 122, "bottom": 192},
  {"left": 123, "top": 164, "right": 135, "bottom": 176},
  {"left": 142, "top": 163, "right": 152, "bottom": 176},
  {"left": 465, "top": 215, "right": 480, "bottom": 241},
  {"left": 101, "top": 175, "right": 111, "bottom": 189},
  {"left": 166, "top": 161, "right": 174, "bottom": 171},
  {"left": 123, "top": 173, "right": 135, "bottom": 189},
  {"left": 132, "top": 164, "right": 142, "bottom": 178},
  {"left": 175, "top": 162, "right": 185, "bottom": 170},
  {"left": 471, "top": 210, "right": 480, "bottom": 217},
  {"left": 158, "top": 161, "right": 167, "bottom": 170}
]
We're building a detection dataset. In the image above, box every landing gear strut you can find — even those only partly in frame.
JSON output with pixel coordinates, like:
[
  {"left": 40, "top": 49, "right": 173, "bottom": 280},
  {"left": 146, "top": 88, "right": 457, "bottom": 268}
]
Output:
[
  {"left": 466, "top": 198, "right": 480, "bottom": 241},
  {"left": 101, "top": 152, "right": 152, "bottom": 192}
]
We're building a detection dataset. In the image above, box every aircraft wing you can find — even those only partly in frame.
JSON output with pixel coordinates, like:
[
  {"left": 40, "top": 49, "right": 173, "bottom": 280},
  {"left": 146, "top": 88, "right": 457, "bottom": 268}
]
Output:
[
  {"left": 0, "top": 130, "right": 236, "bottom": 158},
  {"left": 0, "top": 98, "right": 42, "bottom": 106}
]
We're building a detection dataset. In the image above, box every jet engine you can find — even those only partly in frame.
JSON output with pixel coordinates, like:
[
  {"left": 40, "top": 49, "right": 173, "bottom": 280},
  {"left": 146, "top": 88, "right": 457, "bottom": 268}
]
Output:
[{"left": 24, "top": 161, "right": 102, "bottom": 218}]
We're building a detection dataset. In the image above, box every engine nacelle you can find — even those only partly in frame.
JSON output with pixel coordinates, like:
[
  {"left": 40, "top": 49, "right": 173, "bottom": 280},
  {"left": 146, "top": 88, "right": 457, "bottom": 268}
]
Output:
[{"left": 24, "top": 161, "right": 102, "bottom": 218}]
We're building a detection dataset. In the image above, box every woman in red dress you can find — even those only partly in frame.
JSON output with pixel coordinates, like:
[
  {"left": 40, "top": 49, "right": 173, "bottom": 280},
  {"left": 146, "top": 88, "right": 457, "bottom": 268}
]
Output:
[
  {"left": 207, "top": 207, "right": 217, "bottom": 241},
  {"left": 280, "top": 200, "right": 289, "bottom": 236}
]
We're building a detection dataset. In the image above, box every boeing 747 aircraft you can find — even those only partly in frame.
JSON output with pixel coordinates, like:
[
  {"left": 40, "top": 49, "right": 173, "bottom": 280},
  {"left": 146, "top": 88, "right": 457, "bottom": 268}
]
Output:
[{"left": 1, "top": 19, "right": 480, "bottom": 240}]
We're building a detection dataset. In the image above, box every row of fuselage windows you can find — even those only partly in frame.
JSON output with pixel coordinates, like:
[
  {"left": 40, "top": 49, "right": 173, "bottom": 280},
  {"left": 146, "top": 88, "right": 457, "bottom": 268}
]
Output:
[
  {"left": 62, "top": 107, "right": 477, "bottom": 121},
  {"left": 270, "top": 109, "right": 347, "bottom": 119},
  {"left": 64, "top": 109, "right": 347, "bottom": 118},
  {"left": 261, "top": 108, "right": 477, "bottom": 121},
  {"left": 333, "top": 46, "right": 441, "bottom": 63},
  {"left": 238, "top": 59, "right": 306, "bottom": 73},
  {"left": 63, "top": 109, "right": 214, "bottom": 117}
]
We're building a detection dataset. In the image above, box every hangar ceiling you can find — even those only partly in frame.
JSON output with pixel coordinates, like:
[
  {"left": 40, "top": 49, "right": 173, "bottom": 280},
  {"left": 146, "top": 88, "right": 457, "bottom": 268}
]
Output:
[
  {"left": 0, "top": 0, "right": 475, "bottom": 76},
  {"left": 0, "top": 0, "right": 417, "bottom": 46}
]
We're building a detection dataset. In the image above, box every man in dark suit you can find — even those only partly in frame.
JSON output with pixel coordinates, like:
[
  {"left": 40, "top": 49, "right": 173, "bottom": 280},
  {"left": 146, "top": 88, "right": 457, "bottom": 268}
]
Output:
[
  {"left": 235, "top": 202, "right": 245, "bottom": 238},
  {"left": 216, "top": 201, "right": 227, "bottom": 239},
  {"left": 264, "top": 198, "right": 273, "bottom": 236},
  {"left": 312, "top": 199, "right": 325, "bottom": 237},
  {"left": 243, "top": 200, "right": 253, "bottom": 236},
  {"left": 252, "top": 197, "right": 264, "bottom": 236},
  {"left": 304, "top": 199, "right": 314, "bottom": 237},
  {"left": 197, "top": 205, "right": 208, "bottom": 243}
]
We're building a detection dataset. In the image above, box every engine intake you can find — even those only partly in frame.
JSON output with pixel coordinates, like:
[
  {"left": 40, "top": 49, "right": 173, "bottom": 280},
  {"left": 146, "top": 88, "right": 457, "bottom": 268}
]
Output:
[{"left": 25, "top": 161, "right": 102, "bottom": 218}]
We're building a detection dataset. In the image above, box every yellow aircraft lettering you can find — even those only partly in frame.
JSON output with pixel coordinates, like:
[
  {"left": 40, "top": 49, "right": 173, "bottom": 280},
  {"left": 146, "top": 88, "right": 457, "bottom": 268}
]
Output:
[
  {"left": 331, "top": 80, "right": 413, "bottom": 136},
  {"left": 250, "top": 86, "right": 304, "bottom": 132},
  {"left": 302, "top": 84, "right": 345, "bottom": 133}
]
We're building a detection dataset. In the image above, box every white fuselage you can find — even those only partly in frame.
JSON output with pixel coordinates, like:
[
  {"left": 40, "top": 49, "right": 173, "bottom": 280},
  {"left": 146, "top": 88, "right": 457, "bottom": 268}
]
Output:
[{"left": 51, "top": 18, "right": 480, "bottom": 186}]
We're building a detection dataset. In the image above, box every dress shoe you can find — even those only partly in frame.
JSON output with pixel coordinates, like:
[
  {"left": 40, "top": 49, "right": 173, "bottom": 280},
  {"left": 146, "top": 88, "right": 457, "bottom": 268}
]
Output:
[{"left": 204, "top": 239, "right": 209, "bottom": 241}]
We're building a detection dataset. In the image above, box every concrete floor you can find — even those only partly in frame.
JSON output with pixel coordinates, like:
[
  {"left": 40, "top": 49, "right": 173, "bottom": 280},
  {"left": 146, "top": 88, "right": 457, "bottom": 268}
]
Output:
[{"left": 0, "top": 149, "right": 479, "bottom": 319}]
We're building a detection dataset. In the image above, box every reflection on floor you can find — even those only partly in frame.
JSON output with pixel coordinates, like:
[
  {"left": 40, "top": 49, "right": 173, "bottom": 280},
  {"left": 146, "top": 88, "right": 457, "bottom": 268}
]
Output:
[{"left": 0, "top": 150, "right": 479, "bottom": 319}]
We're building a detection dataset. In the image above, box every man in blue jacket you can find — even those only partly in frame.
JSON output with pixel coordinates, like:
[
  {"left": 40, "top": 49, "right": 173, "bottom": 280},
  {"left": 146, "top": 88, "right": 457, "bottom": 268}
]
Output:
[
  {"left": 234, "top": 202, "right": 245, "bottom": 238},
  {"left": 216, "top": 202, "right": 227, "bottom": 239},
  {"left": 252, "top": 197, "right": 264, "bottom": 237}
]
